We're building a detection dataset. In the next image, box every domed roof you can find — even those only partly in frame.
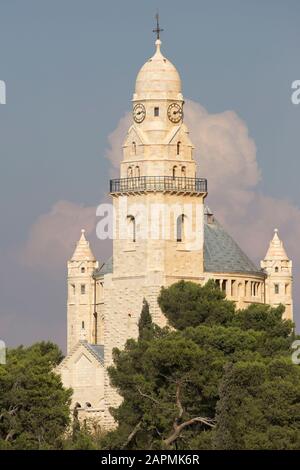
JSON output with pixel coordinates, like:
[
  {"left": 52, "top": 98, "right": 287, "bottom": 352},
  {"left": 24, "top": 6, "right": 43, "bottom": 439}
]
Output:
[
  {"left": 203, "top": 211, "right": 263, "bottom": 276},
  {"left": 134, "top": 39, "right": 182, "bottom": 98}
]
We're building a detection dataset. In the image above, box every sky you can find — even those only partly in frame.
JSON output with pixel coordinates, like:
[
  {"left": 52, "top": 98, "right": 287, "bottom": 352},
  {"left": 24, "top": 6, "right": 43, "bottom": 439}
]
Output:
[{"left": 0, "top": 0, "right": 299, "bottom": 350}]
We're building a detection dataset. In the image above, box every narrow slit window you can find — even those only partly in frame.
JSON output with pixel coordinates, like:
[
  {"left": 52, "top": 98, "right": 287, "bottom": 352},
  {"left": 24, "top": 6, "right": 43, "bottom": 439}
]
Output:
[
  {"left": 81, "top": 284, "right": 86, "bottom": 295},
  {"left": 127, "top": 215, "right": 136, "bottom": 242},
  {"left": 274, "top": 283, "right": 279, "bottom": 294},
  {"left": 154, "top": 107, "right": 159, "bottom": 116},
  {"left": 176, "top": 214, "right": 184, "bottom": 242}
]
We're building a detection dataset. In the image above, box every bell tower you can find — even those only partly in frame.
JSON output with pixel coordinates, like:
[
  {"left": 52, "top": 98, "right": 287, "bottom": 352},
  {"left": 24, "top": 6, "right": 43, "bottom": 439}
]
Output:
[
  {"left": 110, "top": 31, "right": 207, "bottom": 285},
  {"left": 103, "top": 22, "right": 208, "bottom": 427}
]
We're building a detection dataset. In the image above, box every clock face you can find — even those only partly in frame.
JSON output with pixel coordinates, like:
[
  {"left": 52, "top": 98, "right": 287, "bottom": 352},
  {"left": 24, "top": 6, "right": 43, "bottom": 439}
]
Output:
[
  {"left": 167, "top": 103, "right": 183, "bottom": 123},
  {"left": 133, "top": 103, "right": 146, "bottom": 123}
]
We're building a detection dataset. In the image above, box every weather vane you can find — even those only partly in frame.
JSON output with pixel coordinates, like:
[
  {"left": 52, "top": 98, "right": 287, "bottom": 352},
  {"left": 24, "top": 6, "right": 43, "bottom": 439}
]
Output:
[{"left": 153, "top": 12, "right": 163, "bottom": 40}]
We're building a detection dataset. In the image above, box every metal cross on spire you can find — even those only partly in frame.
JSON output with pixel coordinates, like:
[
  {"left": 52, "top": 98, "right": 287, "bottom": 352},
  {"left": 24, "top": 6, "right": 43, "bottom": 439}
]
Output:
[{"left": 153, "top": 12, "right": 163, "bottom": 40}]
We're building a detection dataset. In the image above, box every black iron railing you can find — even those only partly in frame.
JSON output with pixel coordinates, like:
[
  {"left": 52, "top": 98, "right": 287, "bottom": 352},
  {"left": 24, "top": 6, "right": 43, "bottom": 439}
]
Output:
[{"left": 110, "top": 176, "right": 207, "bottom": 194}]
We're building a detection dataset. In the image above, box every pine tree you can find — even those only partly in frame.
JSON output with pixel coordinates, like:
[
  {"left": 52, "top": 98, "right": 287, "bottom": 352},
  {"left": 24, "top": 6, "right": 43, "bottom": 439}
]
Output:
[
  {"left": 138, "top": 299, "right": 153, "bottom": 339},
  {"left": 104, "top": 281, "right": 299, "bottom": 450}
]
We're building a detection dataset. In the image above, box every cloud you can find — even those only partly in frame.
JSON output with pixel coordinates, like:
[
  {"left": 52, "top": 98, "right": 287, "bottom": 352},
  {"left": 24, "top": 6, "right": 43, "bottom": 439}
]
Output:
[
  {"left": 184, "top": 100, "right": 260, "bottom": 218},
  {"left": 20, "top": 200, "right": 97, "bottom": 274},
  {"left": 183, "top": 100, "right": 300, "bottom": 265},
  {"left": 105, "top": 112, "right": 131, "bottom": 177}
]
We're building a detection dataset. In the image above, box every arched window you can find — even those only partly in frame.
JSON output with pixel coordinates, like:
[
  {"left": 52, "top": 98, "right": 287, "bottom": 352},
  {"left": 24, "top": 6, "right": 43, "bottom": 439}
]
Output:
[
  {"left": 81, "top": 267, "right": 85, "bottom": 273},
  {"left": 177, "top": 141, "right": 181, "bottom": 155},
  {"left": 181, "top": 166, "right": 186, "bottom": 177},
  {"left": 127, "top": 215, "right": 136, "bottom": 242},
  {"left": 127, "top": 166, "right": 133, "bottom": 177},
  {"left": 274, "top": 283, "right": 279, "bottom": 294},
  {"left": 132, "top": 141, "right": 136, "bottom": 155},
  {"left": 172, "top": 165, "right": 177, "bottom": 179},
  {"left": 176, "top": 214, "right": 184, "bottom": 242},
  {"left": 275, "top": 266, "right": 279, "bottom": 273},
  {"left": 135, "top": 166, "right": 140, "bottom": 177},
  {"left": 81, "top": 284, "right": 86, "bottom": 295}
]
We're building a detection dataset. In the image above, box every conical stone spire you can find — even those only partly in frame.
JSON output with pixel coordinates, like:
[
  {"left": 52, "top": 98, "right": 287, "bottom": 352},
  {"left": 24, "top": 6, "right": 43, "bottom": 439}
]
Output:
[
  {"left": 264, "top": 228, "right": 289, "bottom": 261},
  {"left": 71, "top": 229, "right": 96, "bottom": 261}
]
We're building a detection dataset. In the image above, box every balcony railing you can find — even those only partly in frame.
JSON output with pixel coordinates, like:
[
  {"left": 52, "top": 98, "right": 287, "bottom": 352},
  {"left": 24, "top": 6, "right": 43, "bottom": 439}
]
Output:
[{"left": 110, "top": 176, "right": 207, "bottom": 194}]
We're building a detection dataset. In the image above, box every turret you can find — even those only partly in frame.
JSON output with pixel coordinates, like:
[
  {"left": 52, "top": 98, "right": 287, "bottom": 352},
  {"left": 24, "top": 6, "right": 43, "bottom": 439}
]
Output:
[
  {"left": 261, "top": 229, "right": 293, "bottom": 320},
  {"left": 67, "top": 229, "right": 98, "bottom": 352}
]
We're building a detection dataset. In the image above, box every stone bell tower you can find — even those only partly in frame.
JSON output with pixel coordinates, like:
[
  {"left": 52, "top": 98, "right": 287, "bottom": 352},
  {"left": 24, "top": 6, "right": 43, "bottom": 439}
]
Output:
[
  {"left": 261, "top": 229, "right": 293, "bottom": 320},
  {"left": 103, "top": 29, "right": 208, "bottom": 425},
  {"left": 104, "top": 29, "right": 207, "bottom": 370},
  {"left": 110, "top": 35, "right": 207, "bottom": 286}
]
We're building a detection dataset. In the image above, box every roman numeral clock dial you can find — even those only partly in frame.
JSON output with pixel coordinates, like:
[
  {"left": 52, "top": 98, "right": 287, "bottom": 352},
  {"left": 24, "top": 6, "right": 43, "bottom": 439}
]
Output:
[
  {"left": 133, "top": 103, "right": 146, "bottom": 123},
  {"left": 167, "top": 102, "right": 183, "bottom": 123}
]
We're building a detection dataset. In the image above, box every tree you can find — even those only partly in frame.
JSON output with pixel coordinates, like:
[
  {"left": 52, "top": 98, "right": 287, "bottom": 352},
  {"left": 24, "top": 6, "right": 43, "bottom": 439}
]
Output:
[
  {"left": 138, "top": 299, "right": 153, "bottom": 340},
  {"left": 0, "top": 342, "right": 72, "bottom": 449},
  {"left": 214, "top": 359, "right": 300, "bottom": 449},
  {"left": 158, "top": 280, "right": 235, "bottom": 330},
  {"left": 103, "top": 281, "right": 299, "bottom": 450}
]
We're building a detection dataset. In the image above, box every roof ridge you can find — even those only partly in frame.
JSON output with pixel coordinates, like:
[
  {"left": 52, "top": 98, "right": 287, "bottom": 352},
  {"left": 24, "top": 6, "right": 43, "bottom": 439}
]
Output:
[{"left": 83, "top": 342, "right": 104, "bottom": 365}]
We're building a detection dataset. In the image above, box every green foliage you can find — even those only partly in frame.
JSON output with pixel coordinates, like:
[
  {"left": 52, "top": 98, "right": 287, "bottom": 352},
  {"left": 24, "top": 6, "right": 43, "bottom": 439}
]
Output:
[
  {"left": 158, "top": 280, "right": 235, "bottom": 330},
  {"left": 62, "top": 422, "right": 106, "bottom": 450},
  {"left": 233, "top": 303, "right": 293, "bottom": 337},
  {"left": 104, "top": 280, "right": 299, "bottom": 450},
  {"left": 138, "top": 299, "right": 154, "bottom": 340},
  {"left": 214, "top": 359, "right": 300, "bottom": 449},
  {"left": 0, "top": 342, "right": 72, "bottom": 449}
]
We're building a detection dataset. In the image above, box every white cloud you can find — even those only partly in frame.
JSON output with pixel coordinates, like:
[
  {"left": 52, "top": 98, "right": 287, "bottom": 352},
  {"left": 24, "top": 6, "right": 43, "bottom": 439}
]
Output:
[{"left": 20, "top": 200, "right": 97, "bottom": 274}]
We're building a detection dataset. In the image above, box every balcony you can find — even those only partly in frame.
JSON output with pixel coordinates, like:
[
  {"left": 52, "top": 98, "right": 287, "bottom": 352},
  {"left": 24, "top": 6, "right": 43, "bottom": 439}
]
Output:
[{"left": 110, "top": 176, "right": 207, "bottom": 195}]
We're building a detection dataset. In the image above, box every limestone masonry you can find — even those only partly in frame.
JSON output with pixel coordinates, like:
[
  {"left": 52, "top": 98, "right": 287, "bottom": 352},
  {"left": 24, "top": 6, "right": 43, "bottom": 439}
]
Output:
[{"left": 56, "top": 36, "right": 293, "bottom": 429}]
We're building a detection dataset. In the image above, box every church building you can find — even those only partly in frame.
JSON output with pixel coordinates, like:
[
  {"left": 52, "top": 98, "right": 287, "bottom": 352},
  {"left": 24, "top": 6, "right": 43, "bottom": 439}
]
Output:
[{"left": 56, "top": 31, "right": 293, "bottom": 428}]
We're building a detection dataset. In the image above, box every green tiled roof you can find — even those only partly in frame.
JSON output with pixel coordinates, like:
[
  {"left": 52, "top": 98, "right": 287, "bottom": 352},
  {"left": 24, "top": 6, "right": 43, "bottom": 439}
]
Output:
[{"left": 204, "top": 217, "right": 261, "bottom": 275}]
